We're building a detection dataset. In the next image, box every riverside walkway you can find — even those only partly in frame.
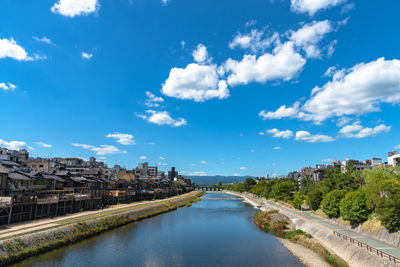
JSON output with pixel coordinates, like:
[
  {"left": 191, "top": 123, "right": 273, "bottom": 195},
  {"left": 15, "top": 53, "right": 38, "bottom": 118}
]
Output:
[
  {"left": 261, "top": 197, "right": 400, "bottom": 262},
  {"left": 0, "top": 192, "right": 199, "bottom": 241}
]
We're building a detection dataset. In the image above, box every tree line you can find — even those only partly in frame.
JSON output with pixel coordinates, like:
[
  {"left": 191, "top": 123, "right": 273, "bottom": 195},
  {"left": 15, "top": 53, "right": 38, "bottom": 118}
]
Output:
[{"left": 224, "top": 166, "right": 400, "bottom": 232}]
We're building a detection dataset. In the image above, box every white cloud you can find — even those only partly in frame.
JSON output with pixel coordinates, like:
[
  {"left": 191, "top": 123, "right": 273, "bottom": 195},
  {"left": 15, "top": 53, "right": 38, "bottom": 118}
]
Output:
[
  {"left": 159, "top": 156, "right": 166, "bottom": 160},
  {"left": 338, "top": 122, "right": 391, "bottom": 138},
  {"left": 273, "top": 146, "right": 281, "bottom": 150},
  {"left": 240, "top": 166, "right": 248, "bottom": 170},
  {"left": 140, "top": 156, "right": 147, "bottom": 160},
  {"left": 144, "top": 91, "right": 164, "bottom": 107},
  {"left": 289, "top": 20, "right": 333, "bottom": 58},
  {"left": 137, "top": 110, "right": 187, "bottom": 127},
  {"left": 291, "top": 0, "right": 347, "bottom": 16},
  {"left": 224, "top": 41, "right": 306, "bottom": 86},
  {"left": 250, "top": 149, "right": 255, "bottom": 152},
  {"left": 395, "top": 145, "right": 400, "bottom": 149},
  {"left": 181, "top": 40, "right": 185, "bottom": 49},
  {"left": 71, "top": 143, "right": 127, "bottom": 155},
  {"left": 192, "top": 44, "right": 209, "bottom": 64},
  {"left": 295, "top": 130, "right": 334, "bottom": 143},
  {"left": 245, "top": 20, "right": 257, "bottom": 27},
  {"left": 0, "top": 37, "right": 33, "bottom": 61},
  {"left": 0, "top": 139, "right": 32, "bottom": 150},
  {"left": 51, "top": 0, "right": 99, "bottom": 17},
  {"left": 81, "top": 51, "right": 93, "bottom": 59},
  {"left": 32, "top": 36, "right": 52, "bottom": 45},
  {"left": 229, "top": 29, "right": 279, "bottom": 53},
  {"left": 161, "top": 63, "right": 229, "bottom": 102},
  {"left": 259, "top": 101, "right": 300, "bottom": 120},
  {"left": 34, "top": 142, "right": 52, "bottom": 148},
  {"left": 158, "top": 162, "right": 168, "bottom": 166},
  {"left": 161, "top": 0, "right": 169, "bottom": 5},
  {"left": 106, "top": 132, "right": 135, "bottom": 145},
  {"left": 258, "top": 132, "right": 265, "bottom": 136},
  {"left": 188, "top": 171, "right": 207, "bottom": 176},
  {"left": 0, "top": 83, "right": 16, "bottom": 91},
  {"left": 263, "top": 58, "right": 400, "bottom": 124},
  {"left": 266, "top": 128, "right": 294, "bottom": 139},
  {"left": 201, "top": 161, "right": 207, "bottom": 164}
]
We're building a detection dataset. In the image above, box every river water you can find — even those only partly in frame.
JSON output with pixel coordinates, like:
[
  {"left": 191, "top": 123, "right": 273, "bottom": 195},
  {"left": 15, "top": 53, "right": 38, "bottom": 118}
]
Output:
[{"left": 16, "top": 192, "right": 303, "bottom": 267}]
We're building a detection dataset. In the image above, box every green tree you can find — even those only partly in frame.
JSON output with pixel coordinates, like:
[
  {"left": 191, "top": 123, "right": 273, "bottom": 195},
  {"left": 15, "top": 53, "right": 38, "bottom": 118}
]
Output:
[
  {"left": 307, "top": 188, "right": 323, "bottom": 211},
  {"left": 250, "top": 180, "right": 266, "bottom": 196},
  {"left": 217, "top": 181, "right": 222, "bottom": 188},
  {"left": 261, "top": 179, "right": 276, "bottom": 199},
  {"left": 292, "top": 193, "right": 306, "bottom": 210},
  {"left": 321, "top": 190, "right": 346, "bottom": 218},
  {"left": 340, "top": 190, "right": 370, "bottom": 225},
  {"left": 373, "top": 179, "right": 400, "bottom": 231},
  {"left": 272, "top": 180, "right": 296, "bottom": 201},
  {"left": 243, "top": 178, "right": 256, "bottom": 192}
]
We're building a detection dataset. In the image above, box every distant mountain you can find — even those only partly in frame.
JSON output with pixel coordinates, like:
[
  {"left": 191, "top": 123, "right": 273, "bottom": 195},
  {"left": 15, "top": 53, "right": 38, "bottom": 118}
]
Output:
[{"left": 186, "top": 175, "right": 254, "bottom": 186}]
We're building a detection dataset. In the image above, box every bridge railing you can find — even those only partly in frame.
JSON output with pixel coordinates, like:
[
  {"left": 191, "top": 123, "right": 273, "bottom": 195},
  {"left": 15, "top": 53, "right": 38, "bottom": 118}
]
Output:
[{"left": 333, "top": 231, "right": 400, "bottom": 264}]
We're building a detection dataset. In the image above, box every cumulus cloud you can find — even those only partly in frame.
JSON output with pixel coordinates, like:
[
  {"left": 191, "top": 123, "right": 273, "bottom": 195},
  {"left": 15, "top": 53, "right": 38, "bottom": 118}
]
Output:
[
  {"left": 137, "top": 110, "right": 187, "bottom": 127},
  {"left": 0, "top": 37, "right": 33, "bottom": 61},
  {"left": 291, "top": 0, "right": 347, "bottom": 16},
  {"left": 289, "top": 20, "right": 333, "bottom": 58},
  {"left": 338, "top": 122, "right": 391, "bottom": 138},
  {"left": 161, "top": 62, "right": 229, "bottom": 102},
  {"left": 229, "top": 29, "right": 279, "bottom": 53},
  {"left": 161, "top": 0, "right": 169, "bottom": 5},
  {"left": 106, "top": 132, "right": 135, "bottom": 145},
  {"left": 201, "top": 161, "right": 207, "bottom": 164},
  {"left": 266, "top": 128, "right": 294, "bottom": 139},
  {"left": 33, "top": 36, "right": 52, "bottom": 45},
  {"left": 259, "top": 102, "right": 300, "bottom": 120},
  {"left": 144, "top": 91, "right": 164, "bottom": 107},
  {"left": 51, "top": 0, "right": 99, "bottom": 17},
  {"left": 0, "top": 139, "right": 32, "bottom": 150},
  {"left": 224, "top": 41, "right": 306, "bottom": 86},
  {"left": 34, "top": 142, "right": 52, "bottom": 148},
  {"left": 0, "top": 83, "right": 16, "bottom": 91},
  {"left": 273, "top": 146, "right": 281, "bottom": 150},
  {"left": 140, "top": 156, "right": 147, "bottom": 160},
  {"left": 262, "top": 58, "right": 400, "bottom": 124},
  {"left": 192, "top": 44, "right": 209, "bottom": 64},
  {"left": 295, "top": 130, "right": 334, "bottom": 143},
  {"left": 239, "top": 166, "right": 248, "bottom": 170},
  {"left": 81, "top": 51, "right": 93, "bottom": 59},
  {"left": 71, "top": 143, "right": 126, "bottom": 155}
]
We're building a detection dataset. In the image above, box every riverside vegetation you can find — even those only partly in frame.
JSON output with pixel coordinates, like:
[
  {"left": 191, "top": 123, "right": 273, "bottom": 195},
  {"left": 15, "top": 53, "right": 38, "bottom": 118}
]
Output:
[
  {"left": 225, "top": 166, "right": 400, "bottom": 232},
  {"left": 253, "top": 210, "right": 348, "bottom": 267},
  {"left": 0, "top": 191, "right": 204, "bottom": 266}
]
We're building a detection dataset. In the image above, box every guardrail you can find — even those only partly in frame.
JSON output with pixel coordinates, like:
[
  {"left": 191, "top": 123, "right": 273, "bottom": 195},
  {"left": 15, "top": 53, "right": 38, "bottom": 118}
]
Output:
[{"left": 333, "top": 230, "right": 400, "bottom": 264}]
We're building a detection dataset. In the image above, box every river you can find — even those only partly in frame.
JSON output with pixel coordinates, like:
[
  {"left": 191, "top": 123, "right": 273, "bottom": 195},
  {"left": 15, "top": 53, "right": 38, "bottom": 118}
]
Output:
[{"left": 15, "top": 192, "right": 303, "bottom": 267}]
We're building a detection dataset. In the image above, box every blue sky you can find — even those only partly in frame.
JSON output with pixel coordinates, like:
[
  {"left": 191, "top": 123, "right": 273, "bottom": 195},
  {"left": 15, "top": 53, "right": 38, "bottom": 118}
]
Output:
[{"left": 1, "top": 0, "right": 400, "bottom": 177}]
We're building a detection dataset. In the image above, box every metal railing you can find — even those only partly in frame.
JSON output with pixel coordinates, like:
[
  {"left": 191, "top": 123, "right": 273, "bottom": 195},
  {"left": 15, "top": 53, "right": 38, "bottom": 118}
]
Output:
[{"left": 333, "top": 231, "right": 400, "bottom": 264}]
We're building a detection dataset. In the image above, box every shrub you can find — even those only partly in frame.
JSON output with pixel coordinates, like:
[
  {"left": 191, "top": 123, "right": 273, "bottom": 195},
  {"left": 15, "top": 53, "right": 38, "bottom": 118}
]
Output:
[
  {"left": 292, "top": 193, "right": 306, "bottom": 210},
  {"left": 307, "top": 188, "right": 323, "bottom": 211},
  {"left": 285, "top": 229, "right": 312, "bottom": 239},
  {"left": 321, "top": 190, "right": 346, "bottom": 218},
  {"left": 340, "top": 190, "right": 370, "bottom": 225}
]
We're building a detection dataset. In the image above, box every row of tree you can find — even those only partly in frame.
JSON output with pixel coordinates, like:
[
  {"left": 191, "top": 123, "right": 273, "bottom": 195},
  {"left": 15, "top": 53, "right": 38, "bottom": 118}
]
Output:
[{"left": 225, "top": 166, "right": 400, "bottom": 232}]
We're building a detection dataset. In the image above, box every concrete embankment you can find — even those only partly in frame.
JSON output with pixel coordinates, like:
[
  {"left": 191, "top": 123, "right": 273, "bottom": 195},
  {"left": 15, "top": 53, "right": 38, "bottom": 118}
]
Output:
[
  {"left": 224, "top": 191, "right": 398, "bottom": 267},
  {"left": 0, "top": 191, "right": 204, "bottom": 266}
]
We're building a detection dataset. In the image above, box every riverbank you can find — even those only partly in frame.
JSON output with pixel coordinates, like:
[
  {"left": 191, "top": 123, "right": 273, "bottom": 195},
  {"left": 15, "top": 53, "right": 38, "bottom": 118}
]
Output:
[
  {"left": 224, "top": 190, "right": 399, "bottom": 267},
  {"left": 0, "top": 191, "right": 204, "bottom": 266}
]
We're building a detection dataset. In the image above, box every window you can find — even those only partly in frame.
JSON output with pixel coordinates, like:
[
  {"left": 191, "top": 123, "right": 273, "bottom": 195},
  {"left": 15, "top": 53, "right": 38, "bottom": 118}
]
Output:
[{"left": 39, "top": 164, "right": 44, "bottom": 168}]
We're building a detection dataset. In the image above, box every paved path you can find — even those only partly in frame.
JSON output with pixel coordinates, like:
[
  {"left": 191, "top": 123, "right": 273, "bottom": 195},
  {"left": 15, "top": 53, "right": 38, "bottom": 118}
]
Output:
[
  {"left": 0, "top": 192, "right": 197, "bottom": 240},
  {"left": 260, "top": 197, "right": 400, "bottom": 260}
]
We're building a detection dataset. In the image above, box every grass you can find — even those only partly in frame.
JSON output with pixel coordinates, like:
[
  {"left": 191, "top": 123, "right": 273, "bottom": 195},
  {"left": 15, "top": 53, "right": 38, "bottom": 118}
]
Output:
[
  {"left": 0, "top": 191, "right": 204, "bottom": 266},
  {"left": 285, "top": 229, "right": 312, "bottom": 239}
]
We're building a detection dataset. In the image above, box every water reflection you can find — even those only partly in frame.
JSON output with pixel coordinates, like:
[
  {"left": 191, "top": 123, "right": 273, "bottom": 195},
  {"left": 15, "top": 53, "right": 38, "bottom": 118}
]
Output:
[{"left": 16, "top": 192, "right": 302, "bottom": 267}]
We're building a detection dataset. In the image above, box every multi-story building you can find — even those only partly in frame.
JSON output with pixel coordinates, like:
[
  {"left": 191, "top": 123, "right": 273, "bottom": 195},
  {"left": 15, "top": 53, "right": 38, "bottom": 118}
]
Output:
[
  {"left": 168, "top": 167, "right": 178, "bottom": 180},
  {"left": 388, "top": 151, "right": 400, "bottom": 167}
]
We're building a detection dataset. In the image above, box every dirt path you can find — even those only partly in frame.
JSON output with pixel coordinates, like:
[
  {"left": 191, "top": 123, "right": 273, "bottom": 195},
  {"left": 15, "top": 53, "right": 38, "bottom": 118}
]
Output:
[{"left": 0, "top": 192, "right": 199, "bottom": 240}]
